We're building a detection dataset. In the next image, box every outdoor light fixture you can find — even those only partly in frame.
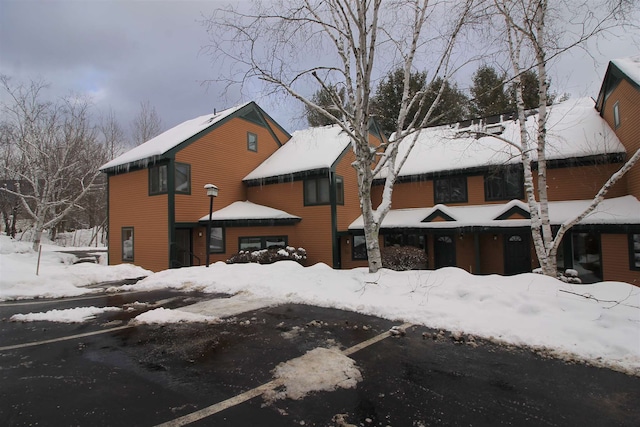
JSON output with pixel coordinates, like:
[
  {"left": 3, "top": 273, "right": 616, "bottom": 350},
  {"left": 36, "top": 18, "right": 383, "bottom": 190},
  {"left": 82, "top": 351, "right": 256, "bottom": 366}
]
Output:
[{"left": 204, "top": 184, "right": 219, "bottom": 267}]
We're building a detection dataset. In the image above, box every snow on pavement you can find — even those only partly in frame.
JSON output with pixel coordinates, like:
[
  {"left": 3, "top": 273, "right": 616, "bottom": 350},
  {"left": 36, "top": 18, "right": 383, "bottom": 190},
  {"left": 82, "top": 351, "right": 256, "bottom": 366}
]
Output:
[
  {"left": 10, "top": 306, "right": 122, "bottom": 323},
  {"left": 132, "top": 307, "right": 218, "bottom": 325}
]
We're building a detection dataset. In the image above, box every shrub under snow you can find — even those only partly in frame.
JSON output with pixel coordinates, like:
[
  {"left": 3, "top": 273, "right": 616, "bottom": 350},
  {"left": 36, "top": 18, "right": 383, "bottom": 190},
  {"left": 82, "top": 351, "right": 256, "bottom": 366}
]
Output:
[
  {"left": 226, "top": 246, "right": 307, "bottom": 265},
  {"left": 381, "top": 246, "right": 428, "bottom": 271}
]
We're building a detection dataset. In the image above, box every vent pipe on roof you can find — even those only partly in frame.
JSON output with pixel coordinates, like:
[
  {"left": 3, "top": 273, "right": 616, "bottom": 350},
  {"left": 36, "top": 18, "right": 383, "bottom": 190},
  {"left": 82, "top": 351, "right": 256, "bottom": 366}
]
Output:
[{"left": 214, "top": 108, "right": 217, "bottom": 115}]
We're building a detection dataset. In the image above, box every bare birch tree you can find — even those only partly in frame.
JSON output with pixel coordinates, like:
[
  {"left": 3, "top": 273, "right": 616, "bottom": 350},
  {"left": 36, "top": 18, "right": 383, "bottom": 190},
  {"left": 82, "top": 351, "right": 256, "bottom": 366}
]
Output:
[
  {"left": 204, "top": 0, "right": 478, "bottom": 272},
  {"left": 131, "top": 100, "right": 162, "bottom": 146},
  {"left": 0, "top": 76, "right": 108, "bottom": 250},
  {"left": 490, "top": 0, "right": 639, "bottom": 277}
]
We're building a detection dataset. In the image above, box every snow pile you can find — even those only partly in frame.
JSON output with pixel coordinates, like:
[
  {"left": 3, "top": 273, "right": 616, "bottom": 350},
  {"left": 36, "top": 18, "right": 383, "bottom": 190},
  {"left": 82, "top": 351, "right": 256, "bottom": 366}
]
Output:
[
  {"left": 10, "top": 306, "right": 121, "bottom": 323},
  {"left": 0, "top": 235, "right": 151, "bottom": 301},
  {"left": 264, "top": 347, "right": 362, "bottom": 402},
  {"left": 132, "top": 307, "right": 217, "bottom": 325},
  {"left": 128, "top": 262, "right": 640, "bottom": 374}
]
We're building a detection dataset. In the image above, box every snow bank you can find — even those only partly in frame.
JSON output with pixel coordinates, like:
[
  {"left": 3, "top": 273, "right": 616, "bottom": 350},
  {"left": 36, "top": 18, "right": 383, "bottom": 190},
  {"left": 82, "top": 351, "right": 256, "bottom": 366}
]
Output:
[
  {"left": 129, "top": 261, "right": 640, "bottom": 374},
  {"left": 132, "top": 307, "right": 218, "bottom": 324},
  {"left": 10, "top": 306, "right": 121, "bottom": 323}
]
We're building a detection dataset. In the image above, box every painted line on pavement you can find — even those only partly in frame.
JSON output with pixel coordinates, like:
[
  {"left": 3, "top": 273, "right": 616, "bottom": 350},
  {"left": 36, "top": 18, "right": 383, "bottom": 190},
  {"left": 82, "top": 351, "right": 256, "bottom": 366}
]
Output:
[
  {"left": 0, "top": 290, "right": 150, "bottom": 307},
  {"left": 0, "top": 325, "right": 133, "bottom": 351},
  {"left": 153, "top": 322, "right": 414, "bottom": 427}
]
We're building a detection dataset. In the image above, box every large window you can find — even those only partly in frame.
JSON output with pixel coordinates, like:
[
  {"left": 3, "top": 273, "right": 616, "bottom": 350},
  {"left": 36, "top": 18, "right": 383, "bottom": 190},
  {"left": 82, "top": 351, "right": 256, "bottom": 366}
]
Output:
[
  {"left": 434, "top": 176, "right": 467, "bottom": 204},
  {"left": 304, "top": 177, "right": 330, "bottom": 205},
  {"left": 485, "top": 166, "right": 524, "bottom": 201},
  {"left": 630, "top": 234, "right": 640, "bottom": 270},
  {"left": 209, "top": 227, "right": 225, "bottom": 253},
  {"left": 247, "top": 132, "right": 258, "bottom": 152},
  {"left": 175, "top": 163, "right": 191, "bottom": 194},
  {"left": 122, "top": 227, "right": 134, "bottom": 262},
  {"left": 572, "top": 232, "right": 601, "bottom": 282},
  {"left": 239, "top": 236, "right": 287, "bottom": 251},
  {"left": 384, "top": 233, "right": 426, "bottom": 251},
  {"left": 149, "top": 165, "right": 168, "bottom": 195},
  {"left": 352, "top": 235, "right": 367, "bottom": 260},
  {"left": 149, "top": 163, "right": 191, "bottom": 195}
]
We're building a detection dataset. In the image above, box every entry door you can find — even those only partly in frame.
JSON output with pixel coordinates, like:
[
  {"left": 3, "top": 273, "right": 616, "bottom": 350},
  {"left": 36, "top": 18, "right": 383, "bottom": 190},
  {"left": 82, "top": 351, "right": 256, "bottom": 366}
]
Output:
[
  {"left": 434, "top": 235, "right": 456, "bottom": 269},
  {"left": 504, "top": 233, "right": 531, "bottom": 275},
  {"left": 174, "top": 229, "right": 192, "bottom": 268}
]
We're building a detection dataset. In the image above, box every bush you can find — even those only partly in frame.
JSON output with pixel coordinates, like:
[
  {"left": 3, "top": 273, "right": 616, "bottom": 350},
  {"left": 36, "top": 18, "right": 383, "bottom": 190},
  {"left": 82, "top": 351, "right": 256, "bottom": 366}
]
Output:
[
  {"left": 226, "top": 246, "right": 307, "bottom": 265},
  {"left": 381, "top": 246, "right": 427, "bottom": 271}
]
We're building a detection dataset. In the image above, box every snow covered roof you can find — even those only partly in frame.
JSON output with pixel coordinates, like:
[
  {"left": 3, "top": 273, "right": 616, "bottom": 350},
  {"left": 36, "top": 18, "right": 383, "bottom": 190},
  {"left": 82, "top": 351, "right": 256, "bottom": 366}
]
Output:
[
  {"left": 198, "top": 201, "right": 300, "bottom": 222},
  {"left": 244, "top": 125, "right": 351, "bottom": 181},
  {"left": 348, "top": 196, "right": 640, "bottom": 230},
  {"left": 100, "top": 102, "right": 251, "bottom": 171},
  {"left": 380, "top": 97, "right": 626, "bottom": 179},
  {"left": 612, "top": 55, "right": 640, "bottom": 86}
]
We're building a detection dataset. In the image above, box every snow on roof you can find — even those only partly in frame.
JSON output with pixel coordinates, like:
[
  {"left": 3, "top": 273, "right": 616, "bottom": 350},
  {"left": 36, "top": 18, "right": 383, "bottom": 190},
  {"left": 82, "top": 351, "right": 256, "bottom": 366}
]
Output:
[
  {"left": 198, "top": 201, "right": 300, "bottom": 222},
  {"left": 100, "top": 102, "right": 251, "bottom": 171},
  {"left": 348, "top": 196, "right": 640, "bottom": 230},
  {"left": 612, "top": 55, "right": 640, "bottom": 86},
  {"left": 244, "top": 125, "right": 351, "bottom": 181},
  {"left": 381, "top": 97, "right": 626, "bottom": 179}
]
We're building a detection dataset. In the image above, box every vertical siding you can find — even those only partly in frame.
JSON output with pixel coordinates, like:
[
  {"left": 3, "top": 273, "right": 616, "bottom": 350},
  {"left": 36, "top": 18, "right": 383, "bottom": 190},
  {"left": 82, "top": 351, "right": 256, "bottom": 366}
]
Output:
[
  {"left": 601, "top": 234, "right": 639, "bottom": 285},
  {"left": 108, "top": 169, "right": 168, "bottom": 272},
  {"left": 544, "top": 164, "right": 627, "bottom": 200},
  {"left": 479, "top": 234, "right": 504, "bottom": 274},
  {"left": 600, "top": 79, "right": 640, "bottom": 198},
  {"left": 456, "top": 233, "right": 475, "bottom": 273},
  {"left": 335, "top": 150, "right": 365, "bottom": 230},
  {"left": 175, "top": 117, "right": 284, "bottom": 223}
]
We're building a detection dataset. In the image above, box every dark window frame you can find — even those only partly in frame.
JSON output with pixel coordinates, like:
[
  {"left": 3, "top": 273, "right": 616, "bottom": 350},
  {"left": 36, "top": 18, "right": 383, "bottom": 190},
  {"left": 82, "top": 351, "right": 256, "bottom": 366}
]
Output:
[
  {"left": 208, "top": 227, "right": 225, "bottom": 254},
  {"left": 434, "top": 176, "right": 468, "bottom": 204},
  {"left": 175, "top": 162, "right": 191, "bottom": 195},
  {"left": 335, "top": 175, "right": 345, "bottom": 205},
  {"left": 238, "top": 235, "right": 288, "bottom": 251},
  {"left": 122, "top": 227, "right": 134, "bottom": 262},
  {"left": 484, "top": 166, "right": 524, "bottom": 201},
  {"left": 630, "top": 233, "right": 640, "bottom": 271},
  {"left": 149, "top": 164, "right": 168, "bottom": 195},
  {"left": 304, "top": 176, "right": 331, "bottom": 206},
  {"left": 352, "top": 235, "right": 368, "bottom": 260},
  {"left": 247, "top": 132, "right": 258, "bottom": 152}
]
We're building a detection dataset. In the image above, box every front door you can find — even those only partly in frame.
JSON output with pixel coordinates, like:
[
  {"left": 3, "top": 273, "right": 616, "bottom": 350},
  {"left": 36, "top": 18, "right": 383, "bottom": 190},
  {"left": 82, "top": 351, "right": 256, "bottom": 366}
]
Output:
[
  {"left": 434, "top": 235, "right": 456, "bottom": 269},
  {"left": 174, "top": 228, "right": 192, "bottom": 268},
  {"left": 504, "top": 233, "right": 531, "bottom": 275}
]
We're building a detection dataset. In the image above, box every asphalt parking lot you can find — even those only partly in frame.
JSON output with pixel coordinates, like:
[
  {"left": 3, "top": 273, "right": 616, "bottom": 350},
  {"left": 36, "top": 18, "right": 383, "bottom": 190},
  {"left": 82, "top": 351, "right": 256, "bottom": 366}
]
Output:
[{"left": 1, "top": 289, "right": 639, "bottom": 427}]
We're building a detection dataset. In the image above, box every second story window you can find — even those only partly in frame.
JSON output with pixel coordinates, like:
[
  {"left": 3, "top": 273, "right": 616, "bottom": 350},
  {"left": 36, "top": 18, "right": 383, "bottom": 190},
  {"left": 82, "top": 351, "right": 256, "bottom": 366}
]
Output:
[
  {"left": 304, "top": 175, "right": 344, "bottom": 206},
  {"left": 613, "top": 102, "right": 620, "bottom": 128},
  {"left": 434, "top": 176, "right": 467, "bottom": 204},
  {"left": 149, "top": 163, "right": 191, "bottom": 195},
  {"left": 175, "top": 163, "right": 191, "bottom": 194},
  {"left": 149, "top": 164, "right": 168, "bottom": 195},
  {"left": 247, "top": 132, "right": 258, "bottom": 152},
  {"left": 485, "top": 166, "right": 523, "bottom": 201}
]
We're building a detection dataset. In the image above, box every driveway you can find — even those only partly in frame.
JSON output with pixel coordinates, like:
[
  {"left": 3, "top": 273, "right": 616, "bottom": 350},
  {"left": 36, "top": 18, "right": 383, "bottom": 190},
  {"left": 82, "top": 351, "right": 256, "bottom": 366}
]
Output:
[{"left": 1, "top": 289, "right": 639, "bottom": 426}]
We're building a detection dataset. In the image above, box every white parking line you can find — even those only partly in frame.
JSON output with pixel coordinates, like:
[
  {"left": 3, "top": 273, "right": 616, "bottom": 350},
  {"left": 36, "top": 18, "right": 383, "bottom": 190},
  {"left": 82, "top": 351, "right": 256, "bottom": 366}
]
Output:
[
  {"left": 0, "top": 325, "right": 133, "bottom": 351},
  {"left": 154, "top": 322, "right": 413, "bottom": 427},
  {"left": 0, "top": 290, "right": 149, "bottom": 307}
]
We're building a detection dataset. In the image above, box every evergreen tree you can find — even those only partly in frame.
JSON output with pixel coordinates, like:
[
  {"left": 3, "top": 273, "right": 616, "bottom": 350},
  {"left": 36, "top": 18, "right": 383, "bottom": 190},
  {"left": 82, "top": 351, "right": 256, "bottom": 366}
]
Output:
[
  {"left": 424, "top": 78, "right": 470, "bottom": 126},
  {"left": 305, "top": 85, "right": 346, "bottom": 127},
  {"left": 508, "top": 69, "right": 554, "bottom": 110},
  {"left": 470, "top": 65, "right": 510, "bottom": 117}
]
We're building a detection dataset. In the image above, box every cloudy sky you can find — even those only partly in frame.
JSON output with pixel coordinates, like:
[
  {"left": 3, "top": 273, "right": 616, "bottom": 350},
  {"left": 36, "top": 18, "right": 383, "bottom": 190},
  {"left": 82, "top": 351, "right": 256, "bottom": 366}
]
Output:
[{"left": 1, "top": 0, "right": 638, "bottom": 141}]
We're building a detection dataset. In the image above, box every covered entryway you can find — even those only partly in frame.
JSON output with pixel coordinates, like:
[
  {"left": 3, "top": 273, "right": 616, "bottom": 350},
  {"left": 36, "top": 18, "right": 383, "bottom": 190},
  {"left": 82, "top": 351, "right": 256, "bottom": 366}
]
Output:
[
  {"left": 173, "top": 228, "right": 192, "bottom": 268},
  {"left": 504, "top": 233, "right": 531, "bottom": 275},
  {"left": 434, "top": 235, "right": 456, "bottom": 268}
]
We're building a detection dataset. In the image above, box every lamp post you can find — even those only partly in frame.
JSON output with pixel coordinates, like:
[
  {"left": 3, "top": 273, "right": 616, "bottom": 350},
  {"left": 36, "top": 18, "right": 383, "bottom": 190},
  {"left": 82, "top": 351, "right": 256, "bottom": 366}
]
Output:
[{"left": 204, "top": 184, "right": 218, "bottom": 267}]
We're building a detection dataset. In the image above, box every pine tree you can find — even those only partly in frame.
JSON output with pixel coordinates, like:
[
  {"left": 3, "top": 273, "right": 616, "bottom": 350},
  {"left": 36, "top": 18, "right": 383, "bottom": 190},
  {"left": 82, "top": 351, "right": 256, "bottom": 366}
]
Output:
[
  {"left": 470, "top": 65, "right": 510, "bottom": 117},
  {"left": 305, "top": 85, "right": 346, "bottom": 127}
]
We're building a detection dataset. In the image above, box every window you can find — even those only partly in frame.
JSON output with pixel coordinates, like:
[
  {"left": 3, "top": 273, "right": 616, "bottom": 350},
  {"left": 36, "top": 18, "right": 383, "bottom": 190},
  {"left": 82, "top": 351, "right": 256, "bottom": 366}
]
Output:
[
  {"left": 335, "top": 176, "right": 344, "bottom": 205},
  {"left": 630, "top": 234, "right": 640, "bottom": 270},
  {"left": 247, "top": 132, "right": 258, "bottom": 152},
  {"left": 149, "top": 163, "right": 191, "bottom": 195},
  {"left": 384, "top": 233, "right": 426, "bottom": 250},
  {"left": 434, "top": 176, "right": 467, "bottom": 204},
  {"left": 613, "top": 102, "right": 620, "bottom": 128},
  {"left": 485, "top": 166, "right": 524, "bottom": 201},
  {"left": 352, "top": 235, "right": 367, "bottom": 260},
  {"left": 175, "top": 163, "right": 191, "bottom": 194},
  {"left": 304, "top": 177, "right": 331, "bottom": 205},
  {"left": 239, "top": 236, "right": 287, "bottom": 251},
  {"left": 572, "top": 232, "right": 601, "bottom": 282},
  {"left": 209, "top": 227, "right": 225, "bottom": 253},
  {"left": 149, "top": 164, "right": 168, "bottom": 195},
  {"left": 122, "top": 227, "right": 134, "bottom": 262}
]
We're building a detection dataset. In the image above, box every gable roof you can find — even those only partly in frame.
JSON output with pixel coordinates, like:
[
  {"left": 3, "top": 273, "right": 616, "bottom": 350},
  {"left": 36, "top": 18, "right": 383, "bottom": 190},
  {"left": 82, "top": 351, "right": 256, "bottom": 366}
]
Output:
[
  {"left": 100, "top": 102, "right": 290, "bottom": 172},
  {"left": 611, "top": 56, "right": 640, "bottom": 88},
  {"left": 243, "top": 124, "right": 352, "bottom": 183},
  {"left": 198, "top": 201, "right": 300, "bottom": 222},
  {"left": 596, "top": 56, "right": 640, "bottom": 113},
  {"left": 378, "top": 97, "right": 626, "bottom": 180}
]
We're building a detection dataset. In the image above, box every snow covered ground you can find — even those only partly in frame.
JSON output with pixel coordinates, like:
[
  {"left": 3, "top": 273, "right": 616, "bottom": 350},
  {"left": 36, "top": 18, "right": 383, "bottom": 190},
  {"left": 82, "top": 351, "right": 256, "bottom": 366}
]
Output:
[{"left": 2, "top": 235, "right": 639, "bottom": 375}]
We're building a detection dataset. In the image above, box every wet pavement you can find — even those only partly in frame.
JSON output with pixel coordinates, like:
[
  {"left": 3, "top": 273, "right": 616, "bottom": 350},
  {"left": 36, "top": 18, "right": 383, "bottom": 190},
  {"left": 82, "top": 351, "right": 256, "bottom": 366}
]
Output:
[{"left": 1, "top": 290, "right": 639, "bottom": 426}]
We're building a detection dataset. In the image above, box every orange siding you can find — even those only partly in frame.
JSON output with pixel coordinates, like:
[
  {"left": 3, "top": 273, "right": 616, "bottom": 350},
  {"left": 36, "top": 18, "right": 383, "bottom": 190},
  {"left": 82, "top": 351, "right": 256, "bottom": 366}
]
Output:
[
  {"left": 175, "top": 117, "right": 283, "bottom": 223},
  {"left": 600, "top": 79, "right": 640, "bottom": 198},
  {"left": 335, "top": 149, "right": 365, "bottom": 231},
  {"left": 340, "top": 235, "right": 382, "bottom": 270},
  {"left": 479, "top": 234, "right": 504, "bottom": 274},
  {"left": 108, "top": 169, "right": 168, "bottom": 272},
  {"left": 601, "top": 234, "right": 639, "bottom": 285},
  {"left": 265, "top": 118, "right": 291, "bottom": 146},
  {"left": 544, "top": 163, "right": 627, "bottom": 201}
]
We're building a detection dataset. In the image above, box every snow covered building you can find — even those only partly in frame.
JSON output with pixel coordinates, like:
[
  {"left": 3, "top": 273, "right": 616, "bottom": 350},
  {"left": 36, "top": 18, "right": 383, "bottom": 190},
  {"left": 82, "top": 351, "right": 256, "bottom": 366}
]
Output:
[{"left": 346, "top": 57, "right": 640, "bottom": 284}]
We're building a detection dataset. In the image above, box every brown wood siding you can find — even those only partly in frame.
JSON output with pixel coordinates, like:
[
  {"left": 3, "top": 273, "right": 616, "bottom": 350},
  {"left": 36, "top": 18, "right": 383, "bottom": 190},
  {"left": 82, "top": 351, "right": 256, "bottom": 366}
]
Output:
[
  {"left": 108, "top": 169, "right": 168, "bottom": 272},
  {"left": 340, "top": 235, "right": 381, "bottom": 270},
  {"left": 175, "top": 117, "right": 283, "bottom": 223},
  {"left": 600, "top": 79, "right": 640, "bottom": 199},
  {"left": 335, "top": 149, "right": 365, "bottom": 231},
  {"left": 479, "top": 234, "right": 504, "bottom": 274},
  {"left": 265, "top": 118, "right": 291, "bottom": 146},
  {"left": 247, "top": 182, "right": 333, "bottom": 266},
  {"left": 544, "top": 163, "right": 627, "bottom": 201},
  {"left": 601, "top": 234, "right": 639, "bottom": 286},
  {"left": 456, "top": 233, "right": 475, "bottom": 273}
]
